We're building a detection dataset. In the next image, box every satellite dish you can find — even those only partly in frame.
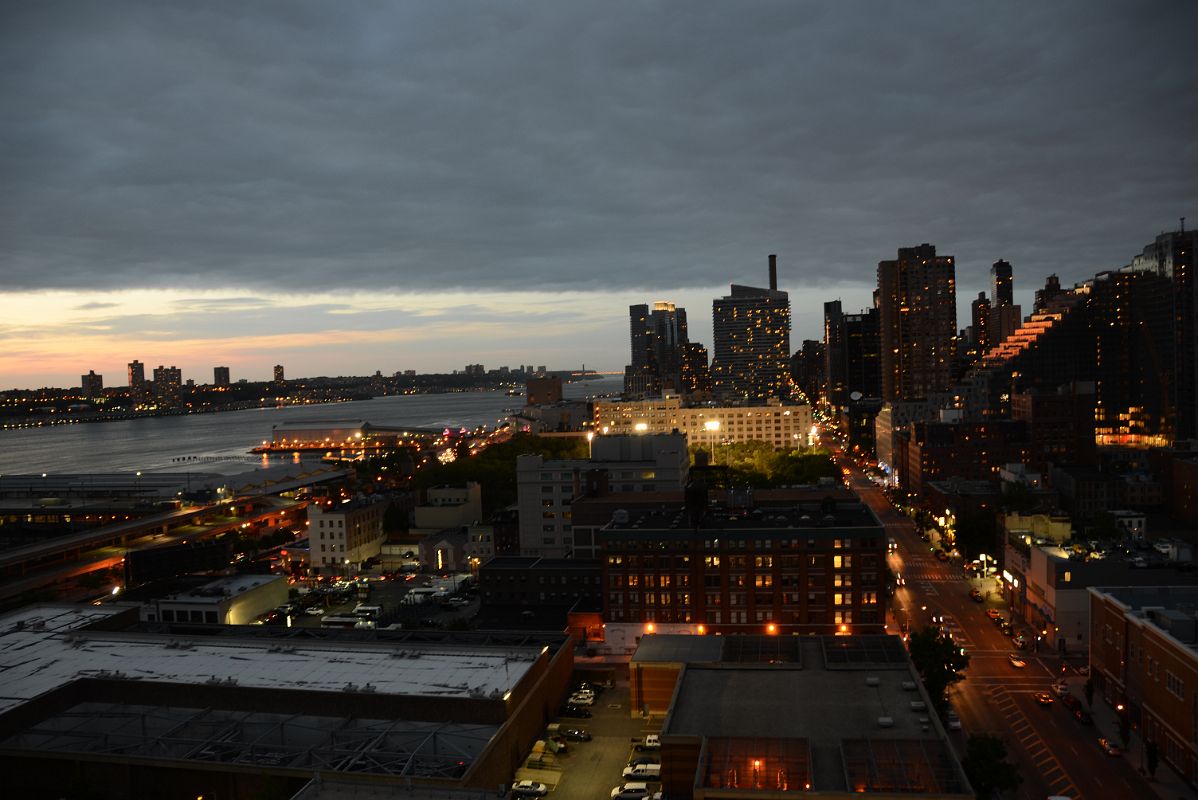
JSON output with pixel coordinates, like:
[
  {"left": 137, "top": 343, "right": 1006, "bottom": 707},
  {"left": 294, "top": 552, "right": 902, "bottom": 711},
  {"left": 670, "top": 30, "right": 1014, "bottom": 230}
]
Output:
[{"left": 850, "top": 391, "right": 863, "bottom": 401}]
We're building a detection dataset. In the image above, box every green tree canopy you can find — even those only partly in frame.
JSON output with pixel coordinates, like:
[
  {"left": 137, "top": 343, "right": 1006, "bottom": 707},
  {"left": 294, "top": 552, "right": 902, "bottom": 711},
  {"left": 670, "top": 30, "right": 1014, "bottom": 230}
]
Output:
[
  {"left": 690, "top": 442, "right": 837, "bottom": 488},
  {"left": 961, "top": 733, "right": 1022, "bottom": 799},
  {"left": 413, "top": 433, "right": 588, "bottom": 515},
  {"left": 906, "top": 625, "right": 971, "bottom": 715}
]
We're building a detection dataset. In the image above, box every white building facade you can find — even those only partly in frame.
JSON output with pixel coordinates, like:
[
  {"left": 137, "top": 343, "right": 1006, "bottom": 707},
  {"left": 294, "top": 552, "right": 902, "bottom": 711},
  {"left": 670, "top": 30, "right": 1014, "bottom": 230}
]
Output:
[
  {"left": 308, "top": 496, "right": 386, "bottom": 574},
  {"left": 592, "top": 396, "right": 812, "bottom": 450}
]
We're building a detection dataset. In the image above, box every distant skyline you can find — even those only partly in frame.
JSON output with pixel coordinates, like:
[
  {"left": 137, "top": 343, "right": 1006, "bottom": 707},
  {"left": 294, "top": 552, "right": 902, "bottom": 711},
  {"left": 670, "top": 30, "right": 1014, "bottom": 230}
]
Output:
[{"left": 3, "top": 2, "right": 1194, "bottom": 388}]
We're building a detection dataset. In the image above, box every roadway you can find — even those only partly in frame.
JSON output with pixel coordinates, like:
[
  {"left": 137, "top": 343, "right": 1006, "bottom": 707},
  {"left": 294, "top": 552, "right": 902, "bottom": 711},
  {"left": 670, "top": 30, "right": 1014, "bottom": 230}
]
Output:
[{"left": 826, "top": 434, "right": 1153, "bottom": 800}]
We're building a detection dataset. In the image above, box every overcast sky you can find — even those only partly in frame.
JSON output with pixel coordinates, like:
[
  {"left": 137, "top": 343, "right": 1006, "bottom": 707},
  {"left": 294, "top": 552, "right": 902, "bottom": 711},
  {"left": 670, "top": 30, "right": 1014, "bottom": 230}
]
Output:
[{"left": 2, "top": 1, "right": 1195, "bottom": 388}]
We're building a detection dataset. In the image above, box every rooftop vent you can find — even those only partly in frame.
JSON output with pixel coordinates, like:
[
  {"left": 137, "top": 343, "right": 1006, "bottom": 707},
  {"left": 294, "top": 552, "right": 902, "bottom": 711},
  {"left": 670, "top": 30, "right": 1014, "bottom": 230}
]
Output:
[
  {"left": 877, "top": 716, "right": 894, "bottom": 728},
  {"left": 865, "top": 676, "right": 880, "bottom": 686}
]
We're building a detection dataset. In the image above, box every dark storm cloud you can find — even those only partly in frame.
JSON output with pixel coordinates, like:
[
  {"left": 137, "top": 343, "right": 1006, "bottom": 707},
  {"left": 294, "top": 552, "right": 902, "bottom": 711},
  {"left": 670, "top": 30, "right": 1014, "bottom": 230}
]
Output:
[{"left": 2, "top": 1, "right": 1194, "bottom": 296}]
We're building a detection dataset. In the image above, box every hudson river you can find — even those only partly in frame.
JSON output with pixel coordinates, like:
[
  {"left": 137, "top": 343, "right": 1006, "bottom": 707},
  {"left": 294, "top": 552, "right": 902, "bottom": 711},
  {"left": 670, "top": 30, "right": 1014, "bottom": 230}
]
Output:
[{"left": 0, "top": 377, "right": 621, "bottom": 476}]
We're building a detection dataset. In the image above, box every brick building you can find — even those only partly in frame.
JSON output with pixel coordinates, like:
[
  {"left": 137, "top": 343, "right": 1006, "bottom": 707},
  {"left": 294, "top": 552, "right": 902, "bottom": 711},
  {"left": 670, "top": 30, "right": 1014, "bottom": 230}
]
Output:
[
  {"left": 1090, "top": 587, "right": 1198, "bottom": 786},
  {"left": 596, "top": 490, "right": 885, "bottom": 651}
]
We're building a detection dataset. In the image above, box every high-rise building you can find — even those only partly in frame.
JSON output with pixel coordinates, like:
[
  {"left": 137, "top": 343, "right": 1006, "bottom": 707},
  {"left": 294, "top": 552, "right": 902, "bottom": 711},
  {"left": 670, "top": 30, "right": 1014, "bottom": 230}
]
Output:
[
  {"left": 877, "top": 244, "right": 957, "bottom": 402},
  {"left": 273, "top": 364, "right": 285, "bottom": 383},
  {"left": 127, "top": 360, "right": 145, "bottom": 391},
  {"left": 152, "top": 365, "right": 182, "bottom": 401},
  {"left": 213, "top": 366, "right": 230, "bottom": 387},
  {"left": 988, "top": 259, "right": 1022, "bottom": 347},
  {"left": 81, "top": 370, "right": 103, "bottom": 398},
  {"left": 970, "top": 291, "right": 992, "bottom": 357},
  {"left": 1131, "top": 224, "right": 1198, "bottom": 441},
  {"left": 1034, "top": 274, "right": 1065, "bottom": 313},
  {"left": 991, "top": 259, "right": 1013, "bottom": 308},
  {"left": 823, "top": 302, "right": 881, "bottom": 412},
  {"left": 711, "top": 254, "right": 792, "bottom": 402},
  {"left": 679, "top": 342, "right": 711, "bottom": 398},
  {"left": 624, "top": 301, "right": 690, "bottom": 398},
  {"left": 790, "top": 339, "right": 824, "bottom": 406}
]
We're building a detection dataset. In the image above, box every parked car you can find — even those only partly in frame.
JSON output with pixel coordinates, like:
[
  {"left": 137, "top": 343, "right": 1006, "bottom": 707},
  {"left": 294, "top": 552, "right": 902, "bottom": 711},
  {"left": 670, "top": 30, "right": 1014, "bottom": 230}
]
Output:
[
  {"left": 968, "top": 588, "right": 983, "bottom": 602},
  {"left": 610, "top": 784, "right": 651, "bottom": 800},
  {"left": 1060, "top": 694, "right": 1093, "bottom": 724},
  {"left": 945, "top": 710, "right": 961, "bottom": 730},
  {"left": 304, "top": 606, "right": 325, "bottom": 616},
  {"left": 1052, "top": 682, "right": 1070, "bottom": 697},
  {"left": 635, "top": 734, "right": 661, "bottom": 751},
  {"left": 1097, "top": 737, "right": 1122, "bottom": 756},
  {"left": 511, "top": 780, "right": 549, "bottom": 797},
  {"left": 623, "top": 763, "right": 662, "bottom": 780},
  {"left": 568, "top": 693, "right": 594, "bottom": 706},
  {"left": 559, "top": 727, "right": 591, "bottom": 741},
  {"left": 985, "top": 609, "right": 1001, "bottom": 620},
  {"left": 561, "top": 705, "right": 592, "bottom": 719},
  {"left": 627, "top": 755, "right": 661, "bottom": 768}
]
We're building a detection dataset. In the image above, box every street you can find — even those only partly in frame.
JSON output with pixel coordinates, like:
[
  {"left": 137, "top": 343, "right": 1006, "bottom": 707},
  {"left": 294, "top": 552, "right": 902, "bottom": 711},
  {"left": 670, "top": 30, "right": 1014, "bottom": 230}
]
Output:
[{"left": 830, "top": 440, "right": 1159, "bottom": 800}]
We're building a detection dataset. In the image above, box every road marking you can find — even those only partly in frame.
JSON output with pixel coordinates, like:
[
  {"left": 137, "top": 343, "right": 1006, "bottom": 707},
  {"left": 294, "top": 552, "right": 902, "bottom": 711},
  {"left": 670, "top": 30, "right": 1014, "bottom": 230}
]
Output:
[{"left": 983, "top": 686, "right": 1081, "bottom": 800}]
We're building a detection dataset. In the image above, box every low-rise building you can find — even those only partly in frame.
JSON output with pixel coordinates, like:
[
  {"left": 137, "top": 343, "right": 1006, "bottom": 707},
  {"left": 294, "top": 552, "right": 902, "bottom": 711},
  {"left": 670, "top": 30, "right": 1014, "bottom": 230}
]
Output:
[
  {"left": 516, "top": 433, "right": 689, "bottom": 557},
  {"left": 0, "top": 604, "right": 575, "bottom": 796},
  {"left": 1002, "top": 540, "right": 1198, "bottom": 654},
  {"left": 593, "top": 395, "right": 812, "bottom": 450},
  {"left": 308, "top": 495, "right": 386, "bottom": 574},
  {"left": 1090, "top": 586, "right": 1198, "bottom": 786},
  {"left": 632, "top": 633, "right": 971, "bottom": 799},
  {"left": 140, "top": 574, "right": 287, "bottom": 625},
  {"left": 413, "top": 483, "right": 482, "bottom": 530},
  {"left": 418, "top": 524, "right": 494, "bottom": 573}
]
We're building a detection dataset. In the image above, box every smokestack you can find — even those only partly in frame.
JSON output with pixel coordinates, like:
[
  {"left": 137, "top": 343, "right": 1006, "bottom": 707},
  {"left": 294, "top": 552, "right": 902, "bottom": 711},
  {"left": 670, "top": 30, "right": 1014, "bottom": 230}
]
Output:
[{"left": 768, "top": 254, "right": 777, "bottom": 291}]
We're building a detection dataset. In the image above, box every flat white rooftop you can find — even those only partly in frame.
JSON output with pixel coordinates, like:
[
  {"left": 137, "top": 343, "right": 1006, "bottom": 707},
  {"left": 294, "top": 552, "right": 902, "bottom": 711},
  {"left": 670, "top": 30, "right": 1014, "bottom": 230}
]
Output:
[
  {"left": 0, "top": 604, "right": 538, "bottom": 714},
  {"left": 162, "top": 573, "right": 282, "bottom": 603}
]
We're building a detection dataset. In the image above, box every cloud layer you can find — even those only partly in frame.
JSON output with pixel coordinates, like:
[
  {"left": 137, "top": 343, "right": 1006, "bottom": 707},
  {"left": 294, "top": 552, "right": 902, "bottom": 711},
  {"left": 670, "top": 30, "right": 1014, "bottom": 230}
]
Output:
[{"left": 3, "top": 1, "right": 1194, "bottom": 300}]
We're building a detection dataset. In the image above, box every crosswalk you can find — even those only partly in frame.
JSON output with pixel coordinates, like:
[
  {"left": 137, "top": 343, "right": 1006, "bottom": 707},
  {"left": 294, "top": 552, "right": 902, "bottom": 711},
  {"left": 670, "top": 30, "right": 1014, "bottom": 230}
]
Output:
[
  {"left": 905, "top": 570, "right": 971, "bottom": 582},
  {"left": 984, "top": 685, "right": 1081, "bottom": 800}
]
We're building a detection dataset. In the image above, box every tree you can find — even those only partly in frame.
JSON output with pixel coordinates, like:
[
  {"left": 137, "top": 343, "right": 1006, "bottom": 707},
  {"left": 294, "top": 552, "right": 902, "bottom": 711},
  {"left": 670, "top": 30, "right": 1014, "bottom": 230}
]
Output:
[
  {"left": 962, "top": 734, "right": 1022, "bottom": 799},
  {"left": 1119, "top": 710, "right": 1131, "bottom": 749},
  {"left": 1084, "top": 677, "right": 1094, "bottom": 707},
  {"left": 412, "top": 433, "right": 588, "bottom": 514},
  {"left": 906, "top": 625, "right": 970, "bottom": 715}
]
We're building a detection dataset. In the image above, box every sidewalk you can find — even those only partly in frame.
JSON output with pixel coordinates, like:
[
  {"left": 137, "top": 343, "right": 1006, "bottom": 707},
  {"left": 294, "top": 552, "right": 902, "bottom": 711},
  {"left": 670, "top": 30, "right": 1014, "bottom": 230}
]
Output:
[{"left": 1067, "top": 675, "right": 1198, "bottom": 800}]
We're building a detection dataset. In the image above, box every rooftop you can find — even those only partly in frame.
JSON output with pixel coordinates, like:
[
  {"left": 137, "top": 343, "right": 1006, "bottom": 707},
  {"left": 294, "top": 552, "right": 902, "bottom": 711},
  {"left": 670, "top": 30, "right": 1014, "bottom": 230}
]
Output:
[
  {"left": 0, "top": 604, "right": 542, "bottom": 717},
  {"left": 161, "top": 574, "right": 282, "bottom": 604},
  {"left": 603, "top": 498, "right": 880, "bottom": 536},
  {"left": 662, "top": 636, "right": 969, "bottom": 795}
]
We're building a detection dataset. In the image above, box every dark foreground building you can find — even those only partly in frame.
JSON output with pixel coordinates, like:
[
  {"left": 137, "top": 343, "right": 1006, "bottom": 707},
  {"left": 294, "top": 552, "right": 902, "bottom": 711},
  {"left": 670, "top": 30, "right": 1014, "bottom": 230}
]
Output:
[
  {"left": 631, "top": 633, "right": 972, "bottom": 799},
  {"left": 0, "top": 604, "right": 574, "bottom": 798}
]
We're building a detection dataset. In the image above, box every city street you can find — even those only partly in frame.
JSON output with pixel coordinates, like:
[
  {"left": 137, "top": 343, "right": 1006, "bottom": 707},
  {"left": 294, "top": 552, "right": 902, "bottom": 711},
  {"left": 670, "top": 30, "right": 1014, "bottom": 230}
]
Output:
[{"left": 829, "top": 439, "right": 1161, "bottom": 800}]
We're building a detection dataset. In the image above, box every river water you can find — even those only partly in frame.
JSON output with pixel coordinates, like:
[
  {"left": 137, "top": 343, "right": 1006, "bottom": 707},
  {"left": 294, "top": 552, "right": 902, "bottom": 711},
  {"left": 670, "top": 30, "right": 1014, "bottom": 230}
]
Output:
[{"left": 0, "top": 377, "right": 621, "bottom": 476}]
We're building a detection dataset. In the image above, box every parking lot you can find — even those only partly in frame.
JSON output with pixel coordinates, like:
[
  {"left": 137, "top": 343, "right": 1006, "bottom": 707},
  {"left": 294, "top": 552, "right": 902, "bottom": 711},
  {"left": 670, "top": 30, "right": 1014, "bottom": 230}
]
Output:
[
  {"left": 277, "top": 574, "right": 479, "bottom": 631},
  {"left": 516, "top": 683, "right": 662, "bottom": 800}
]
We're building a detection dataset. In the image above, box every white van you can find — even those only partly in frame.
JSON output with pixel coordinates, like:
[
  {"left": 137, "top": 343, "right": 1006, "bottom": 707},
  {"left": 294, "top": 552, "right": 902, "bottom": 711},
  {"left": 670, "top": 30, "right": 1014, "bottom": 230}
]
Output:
[{"left": 622, "top": 763, "right": 661, "bottom": 779}]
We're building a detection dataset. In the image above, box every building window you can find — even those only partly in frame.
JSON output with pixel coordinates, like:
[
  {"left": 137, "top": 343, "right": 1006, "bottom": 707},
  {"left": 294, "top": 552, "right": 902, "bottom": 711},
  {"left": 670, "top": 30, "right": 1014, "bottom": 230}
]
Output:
[{"left": 1167, "top": 670, "right": 1185, "bottom": 700}]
